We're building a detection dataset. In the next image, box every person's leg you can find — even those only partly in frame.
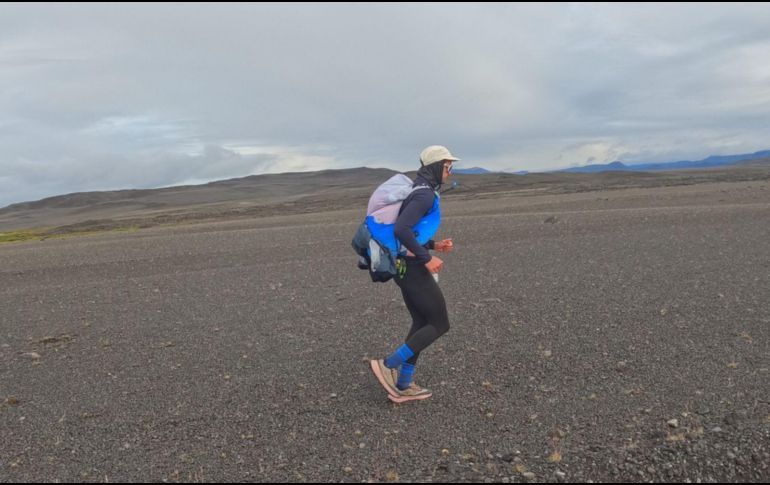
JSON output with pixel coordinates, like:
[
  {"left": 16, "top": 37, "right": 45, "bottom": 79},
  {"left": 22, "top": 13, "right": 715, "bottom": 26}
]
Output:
[
  {"left": 386, "top": 264, "right": 449, "bottom": 392},
  {"left": 396, "top": 288, "right": 430, "bottom": 390},
  {"left": 383, "top": 270, "right": 427, "bottom": 370},
  {"left": 371, "top": 268, "right": 428, "bottom": 398},
  {"left": 401, "top": 266, "right": 450, "bottom": 355},
  {"left": 401, "top": 284, "right": 428, "bottom": 365}
]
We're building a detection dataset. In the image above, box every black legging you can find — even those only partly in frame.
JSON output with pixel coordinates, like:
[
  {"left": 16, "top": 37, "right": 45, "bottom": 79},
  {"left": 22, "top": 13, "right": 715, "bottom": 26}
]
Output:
[{"left": 395, "top": 262, "right": 451, "bottom": 365}]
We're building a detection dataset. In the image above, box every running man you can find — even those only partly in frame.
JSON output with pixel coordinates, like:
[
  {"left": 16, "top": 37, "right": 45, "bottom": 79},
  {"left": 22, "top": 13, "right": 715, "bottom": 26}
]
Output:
[{"left": 370, "top": 145, "right": 458, "bottom": 403}]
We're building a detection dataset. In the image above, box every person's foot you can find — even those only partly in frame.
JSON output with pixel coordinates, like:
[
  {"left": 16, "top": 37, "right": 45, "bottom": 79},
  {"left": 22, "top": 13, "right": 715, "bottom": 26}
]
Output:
[
  {"left": 369, "top": 359, "right": 399, "bottom": 398},
  {"left": 389, "top": 368, "right": 429, "bottom": 397},
  {"left": 388, "top": 383, "right": 433, "bottom": 403},
  {"left": 390, "top": 367, "right": 399, "bottom": 385}
]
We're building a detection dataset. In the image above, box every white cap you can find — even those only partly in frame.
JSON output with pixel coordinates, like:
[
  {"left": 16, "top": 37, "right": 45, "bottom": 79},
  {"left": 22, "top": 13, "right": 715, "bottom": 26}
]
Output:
[{"left": 420, "top": 145, "right": 460, "bottom": 166}]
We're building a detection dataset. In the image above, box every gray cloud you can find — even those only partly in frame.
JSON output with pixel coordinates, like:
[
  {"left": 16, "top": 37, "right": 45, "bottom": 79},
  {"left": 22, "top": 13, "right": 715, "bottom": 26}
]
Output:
[{"left": 2, "top": 3, "right": 770, "bottom": 207}]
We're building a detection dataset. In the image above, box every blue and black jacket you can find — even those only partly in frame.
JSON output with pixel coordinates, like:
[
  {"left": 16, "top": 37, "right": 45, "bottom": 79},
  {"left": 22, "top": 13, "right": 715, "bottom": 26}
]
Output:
[{"left": 395, "top": 174, "right": 441, "bottom": 265}]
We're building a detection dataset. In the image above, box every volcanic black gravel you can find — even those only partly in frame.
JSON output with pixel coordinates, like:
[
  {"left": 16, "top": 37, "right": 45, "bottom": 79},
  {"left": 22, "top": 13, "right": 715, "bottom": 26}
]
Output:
[{"left": 1, "top": 182, "right": 769, "bottom": 482}]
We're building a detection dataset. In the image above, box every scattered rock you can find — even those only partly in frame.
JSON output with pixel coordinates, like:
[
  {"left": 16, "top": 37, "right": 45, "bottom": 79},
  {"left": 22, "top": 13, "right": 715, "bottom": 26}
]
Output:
[
  {"left": 667, "top": 419, "right": 679, "bottom": 428},
  {"left": 548, "top": 451, "right": 562, "bottom": 463},
  {"left": 38, "top": 334, "right": 73, "bottom": 346}
]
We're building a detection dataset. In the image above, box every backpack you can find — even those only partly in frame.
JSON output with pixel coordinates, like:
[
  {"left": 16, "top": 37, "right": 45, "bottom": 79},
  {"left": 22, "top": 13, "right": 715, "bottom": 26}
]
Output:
[{"left": 351, "top": 174, "right": 433, "bottom": 282}]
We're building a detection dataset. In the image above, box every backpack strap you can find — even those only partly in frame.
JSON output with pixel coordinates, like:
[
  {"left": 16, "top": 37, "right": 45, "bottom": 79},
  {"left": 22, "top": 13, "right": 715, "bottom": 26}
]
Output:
[{"left": 409, "top": 183, "right": 434, "bottom": 195}]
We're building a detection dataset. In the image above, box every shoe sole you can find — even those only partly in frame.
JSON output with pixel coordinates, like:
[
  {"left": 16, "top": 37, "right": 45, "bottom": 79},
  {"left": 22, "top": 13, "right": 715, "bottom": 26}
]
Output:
[
  {"left": 369, "top": 360, "right": 400, "bottom": 398},
  {"left": 388, "top": 392, "right": 433, "bottom": 404}
]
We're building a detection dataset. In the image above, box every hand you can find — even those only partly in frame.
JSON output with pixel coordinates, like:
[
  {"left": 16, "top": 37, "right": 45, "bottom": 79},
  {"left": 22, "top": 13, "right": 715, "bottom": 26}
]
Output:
[
  {"left": 425, "top": 256, "right": 444, "bottom": 274},
  {"left": 434, "top": 238, "right": 454, "bottom": 253}
]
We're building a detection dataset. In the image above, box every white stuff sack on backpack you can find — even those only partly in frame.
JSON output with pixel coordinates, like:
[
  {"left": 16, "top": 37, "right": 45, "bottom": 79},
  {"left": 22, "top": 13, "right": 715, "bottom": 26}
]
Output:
[{"left": 366, "top": 174, "right": 415, "bottom": 225}]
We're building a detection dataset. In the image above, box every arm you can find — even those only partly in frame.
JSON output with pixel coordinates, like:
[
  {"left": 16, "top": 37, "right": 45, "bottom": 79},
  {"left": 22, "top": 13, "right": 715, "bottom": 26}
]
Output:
[{"left": 394, "top": 190, "right": 434, "bottom": 265}]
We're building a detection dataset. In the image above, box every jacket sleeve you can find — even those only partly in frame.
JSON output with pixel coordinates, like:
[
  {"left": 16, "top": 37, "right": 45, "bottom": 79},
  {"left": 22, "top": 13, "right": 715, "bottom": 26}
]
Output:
[{"left": 394, "top": 190, "right": 434, "bottom": 265}]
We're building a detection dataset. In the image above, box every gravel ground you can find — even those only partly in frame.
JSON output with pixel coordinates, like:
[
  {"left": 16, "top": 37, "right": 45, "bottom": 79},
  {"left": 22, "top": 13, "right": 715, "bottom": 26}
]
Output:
[{"left": 1, "top": 181, "right": 769, "bottom": 482}]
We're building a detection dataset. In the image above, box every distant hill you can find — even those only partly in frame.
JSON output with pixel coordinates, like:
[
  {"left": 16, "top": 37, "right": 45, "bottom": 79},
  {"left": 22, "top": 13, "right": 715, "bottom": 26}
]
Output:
[
  {"left": 560, "top": 150, "right": 770, "bottom": 173},
  {"left": 453, "top": 167, "right": 493, "bottom": 175},
  {"left": 2, "top": 157, "right": 769, "bottom": 235},
  {"left": 560, "top": 161, "right": 631, "bottom": 173},
  {"left": 454, "top": 167, "right": 530, "bottom": 175},
  {"left": 0, "top": 167, "right": 399, "bottom": 232},
  {"left": 0, "top": 167, "right": 399, "bottom": 213},
  {"left": 734, "top": 156, "right": 770, "bottom": 167}
]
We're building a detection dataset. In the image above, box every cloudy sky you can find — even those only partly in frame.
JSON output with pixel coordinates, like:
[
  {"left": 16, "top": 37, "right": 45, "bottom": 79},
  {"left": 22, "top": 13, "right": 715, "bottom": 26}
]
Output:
[{"left": 2, "top": 3, "right": 770, "bottom": 207}]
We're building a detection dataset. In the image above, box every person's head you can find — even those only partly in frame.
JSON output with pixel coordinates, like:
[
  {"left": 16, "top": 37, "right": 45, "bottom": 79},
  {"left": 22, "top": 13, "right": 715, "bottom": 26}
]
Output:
[
  {"left": 440, "top": 159, "right": 453, "bottom": 183},
  {"left": 419, "top": 145, "right": 459, "bottom": 186}
]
